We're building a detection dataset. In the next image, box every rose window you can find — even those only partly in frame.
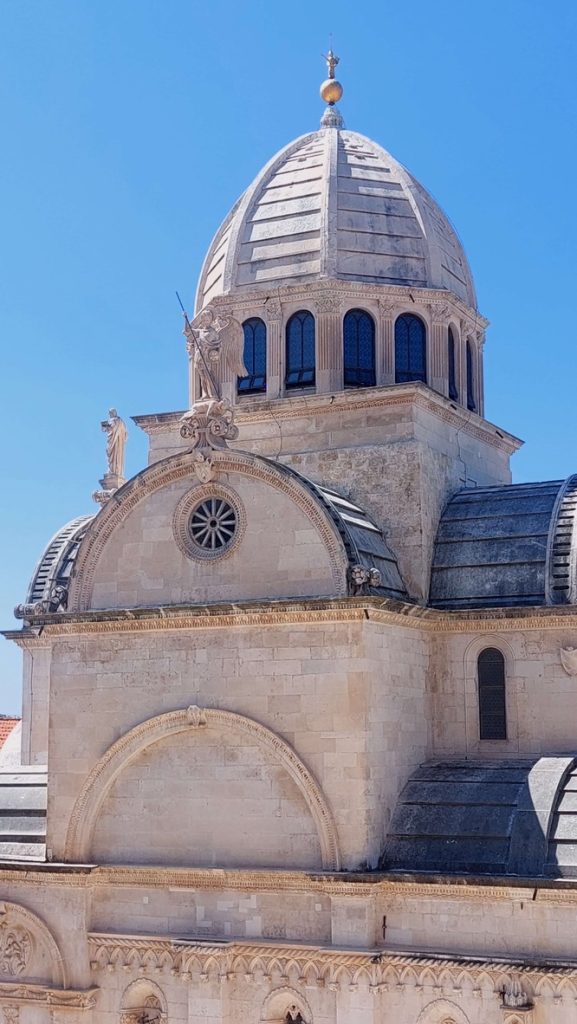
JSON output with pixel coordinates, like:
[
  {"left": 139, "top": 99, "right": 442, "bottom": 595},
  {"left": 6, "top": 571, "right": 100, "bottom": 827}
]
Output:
[{"left": 189, "top": 497, "right": 237, "bottom": 552}]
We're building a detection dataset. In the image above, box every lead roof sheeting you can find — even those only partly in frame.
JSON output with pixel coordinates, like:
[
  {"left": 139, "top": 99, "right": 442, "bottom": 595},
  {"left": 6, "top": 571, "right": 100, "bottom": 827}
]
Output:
[
  {"left": 382, "top": 758, "right": 574, "bottom": 879},
  {"left": 0, "top": 769, "right": 47, "bottom": 863},
  {"left": 430, "top": 481, "right": 565, "bottom": 609}
]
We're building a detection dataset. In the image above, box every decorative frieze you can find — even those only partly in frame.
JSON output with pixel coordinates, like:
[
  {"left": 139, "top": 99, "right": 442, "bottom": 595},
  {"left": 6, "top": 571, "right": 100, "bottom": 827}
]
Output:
[{"left": 87, "top": 934, "right": 577, "bottom": 1003}]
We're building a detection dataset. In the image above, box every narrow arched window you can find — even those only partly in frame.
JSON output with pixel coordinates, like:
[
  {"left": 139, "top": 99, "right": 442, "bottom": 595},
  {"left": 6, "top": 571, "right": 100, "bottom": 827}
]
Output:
[
  {"left": 395, "top": 314, "right": 426, "bottom": 384},
  {"left": 466, "top": 338, "right": 476, "bottom": 411},
  {"left": 285, "top": 310, "right": 315, "bottom": 389},
  {"left": 448, "top": 326, "right": 459, "bottom": 401},
  {"left": 238, "top": 317, "right": 267, "bottom": 394},
  {"left": 478, "top": 648, "right": 507, "bottom": 740},
  {"left": 343, "top": 309, "right": 376, "bottom": 388}
]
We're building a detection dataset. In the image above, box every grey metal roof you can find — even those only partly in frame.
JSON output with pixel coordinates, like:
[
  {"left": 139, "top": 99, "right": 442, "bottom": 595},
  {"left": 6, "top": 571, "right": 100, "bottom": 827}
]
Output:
[
  {"left": 264, "top": 459, "right": 408, "bottom": 600},
  {"left": 25, "top": 514, "right": 95, "bottom": 612},
  {"left": 381, "top": 758, "right": 576, "bottom": 878},
  {"left": 430, "top": 476, "right": 577, "bottom": 609},
  {"left": 0, "top": 766, "right": 47, "bottom": 862}
]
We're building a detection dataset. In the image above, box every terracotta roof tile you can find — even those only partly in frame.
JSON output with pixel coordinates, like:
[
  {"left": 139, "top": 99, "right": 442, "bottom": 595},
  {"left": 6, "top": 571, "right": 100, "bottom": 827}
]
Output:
[{"left": 0, "top": 716, "right": 20, "bottom": 749}]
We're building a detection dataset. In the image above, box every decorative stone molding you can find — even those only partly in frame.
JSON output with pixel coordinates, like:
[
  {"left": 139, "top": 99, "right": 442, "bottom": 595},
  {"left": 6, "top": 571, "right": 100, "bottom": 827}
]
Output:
[
  {"left": 429, "top": 303, "right": 451, "bottom": 327},
  {"left": 315, "top": 293, "right": 342, "bottom": 315},
  {"left": 172, "top": 483, "right": 246, "bottom": 563},
  {"left": 261, "top": 987, "right": 313, "bottom": 1023},
  {"left": 378, "top": 299, "right": 396, "bottom": 317},
  {"left": 262, "top": 298, "right": 283, "bottom": 322},
  {"left": 68, "top": 450, "right": 349, "bottom": 610},
  {"left": 0, "top": 982, "right": 97, "bottom": 1010},
  {"left": 64, "top": 706, "right": 340, "bottom": 869},
  {"left": 0, "top": 903, "right": 65, "bottom": 988},
  {"left": 180, "top": 397, "right": 239, "bottom": 450},
  {"left": 561, "top": 648, "right": 577, "bottom": 676},
  {"left": 86, "top": 934, "right": 577, "bottom": 999},
  {"left": 0, "top": 924, "right": 31, "bottom": 977}
]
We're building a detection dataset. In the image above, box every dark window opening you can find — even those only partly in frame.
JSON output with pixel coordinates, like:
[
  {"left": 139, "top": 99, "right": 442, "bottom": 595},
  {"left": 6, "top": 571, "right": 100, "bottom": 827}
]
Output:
[
  {"left": 395, "top": 314, "right": 427, "bottom": 384},
  {"left": 478, "top": 647, "right": 507, "bottom": 740},
  {"left": 285, "top": 310, "right": 315, "bottom": 388},
  {"left": 238, "top": 317, "right": 267, "bottom": 394},
  {"left": 344, "top": 308, "right": 376, "bottom": 388},
  {"left": 466, "top": 338, "right": 476, "bottom": 412},
  {"left": 448, "top": 326, "right": 459, "bottom": 401}
]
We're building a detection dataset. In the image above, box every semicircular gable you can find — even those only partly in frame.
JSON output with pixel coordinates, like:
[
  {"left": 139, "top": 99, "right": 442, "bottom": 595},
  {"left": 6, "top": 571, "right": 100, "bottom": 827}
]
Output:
[
  {"left": 69, "top": 450, "right": 350, "bottom": 611},
  {"left": 0, "top": 900, "right": 66, "bottom": 987}
]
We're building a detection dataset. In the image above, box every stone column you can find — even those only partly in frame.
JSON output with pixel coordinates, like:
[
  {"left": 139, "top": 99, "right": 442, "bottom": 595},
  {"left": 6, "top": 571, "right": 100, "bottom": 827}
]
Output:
[
  {"left": 429, "top": 302, "right": 451, "bottom": 396},
  {"left": 477, "top": 330, "right": 486, "bottom": 417},
  {"left": 378, "top": 299, "right": 395, "bottom": 385},
  {"left": 316, "top": 293, "right": 342, "bottom": 393},
  {"left": 263, "top": 297, "right": 282, "bottom": 399}
]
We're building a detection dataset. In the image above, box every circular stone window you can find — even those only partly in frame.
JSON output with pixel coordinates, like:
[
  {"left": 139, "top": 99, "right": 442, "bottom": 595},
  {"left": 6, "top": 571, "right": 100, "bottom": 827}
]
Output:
[
  {"left": 173, "top": 484, "right": 246, "bottom": 562},
  {"left": 189, "top": 496, "right": 237, "bottom": 552}
]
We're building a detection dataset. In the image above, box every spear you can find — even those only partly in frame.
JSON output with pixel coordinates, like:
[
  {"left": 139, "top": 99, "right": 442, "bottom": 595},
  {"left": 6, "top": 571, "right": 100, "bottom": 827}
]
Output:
[{"left": 175, "top": 291, "right": 219, "bottom": 399}]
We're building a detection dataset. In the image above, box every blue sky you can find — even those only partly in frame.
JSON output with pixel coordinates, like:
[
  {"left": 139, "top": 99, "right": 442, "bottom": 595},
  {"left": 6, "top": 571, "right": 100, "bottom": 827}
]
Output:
[{"left": 1, "top": 0, "right": 576, "bottom": 711}]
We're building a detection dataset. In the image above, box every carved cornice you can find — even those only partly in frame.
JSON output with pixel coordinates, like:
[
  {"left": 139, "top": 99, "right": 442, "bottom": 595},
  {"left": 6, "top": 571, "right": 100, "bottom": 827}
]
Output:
[
  {"left": 6, "top": 596, "right": 577, "bottom": 646},
  {"left": 86, "top": 934, "right": 577, "bottom": 996},
  {"left": 0, "top": 981, "right": 98, "bottom": 1010},
  {"left": 133, "top": 384, "right": 520, "bottom": 456},
  {"left": 207, "top": 281, "right": 488, "bottom": 331}
]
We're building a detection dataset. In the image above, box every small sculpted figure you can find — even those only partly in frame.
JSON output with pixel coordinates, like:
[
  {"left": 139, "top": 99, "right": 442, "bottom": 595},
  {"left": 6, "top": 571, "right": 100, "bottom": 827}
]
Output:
[
  {"left": 101, "top": 408, "right": 128, "bottom": 479},
  {"left": 183, "top": 308, "right": 247, "bottom": 401}
]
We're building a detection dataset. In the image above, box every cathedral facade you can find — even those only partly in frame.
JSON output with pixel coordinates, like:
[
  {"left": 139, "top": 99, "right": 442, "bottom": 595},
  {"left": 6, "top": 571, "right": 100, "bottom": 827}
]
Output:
[{"left": 2, "top": 58, "right": 577, "bottom": 1024}]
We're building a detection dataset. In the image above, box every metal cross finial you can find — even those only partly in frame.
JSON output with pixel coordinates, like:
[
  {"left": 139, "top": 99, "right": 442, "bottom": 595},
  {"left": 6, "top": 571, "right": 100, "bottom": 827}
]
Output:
[{"left": 322, "top": 46, "right": 339, "bottom": 79}]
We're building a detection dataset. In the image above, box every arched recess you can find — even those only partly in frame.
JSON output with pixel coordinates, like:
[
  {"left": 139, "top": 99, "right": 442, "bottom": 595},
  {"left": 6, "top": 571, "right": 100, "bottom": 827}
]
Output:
[
  {"left": 416, "top": 999, "right": 470, "bottom": 1024},
  {"left": 120, "top": 979, "right": 167, "bottom": 1024},
  {"left": 68, "top": 449, "right": 349, "bottom": 611},
  {"left": 64, "top": 706, "right": 340, "bottom": 869},
  {"left": 260, "top": 987, "right": 313, "bottom": 1024},
  {"left": 0, "top": 900, "right": 66, "bottom": 988}
]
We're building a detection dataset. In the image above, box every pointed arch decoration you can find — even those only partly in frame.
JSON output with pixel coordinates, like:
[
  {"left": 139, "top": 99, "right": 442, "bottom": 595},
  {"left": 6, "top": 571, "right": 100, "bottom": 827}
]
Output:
[{"left": 64, "top": 706, "right": 340, "bottom": 869}]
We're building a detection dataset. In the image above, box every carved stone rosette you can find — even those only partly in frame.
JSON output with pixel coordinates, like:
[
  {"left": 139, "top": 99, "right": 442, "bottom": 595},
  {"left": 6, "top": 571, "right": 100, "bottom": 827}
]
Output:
[{"left": 180, "top": 398, "right": 239, "bottom": 451}]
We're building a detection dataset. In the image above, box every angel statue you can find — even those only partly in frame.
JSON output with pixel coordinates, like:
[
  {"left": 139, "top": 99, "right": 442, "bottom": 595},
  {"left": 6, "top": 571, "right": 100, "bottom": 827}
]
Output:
[
  {"left": 183, "top": 308, "right": 247, "bottom": 400},
  {"left": 101, "top": 408, "right": 128, "bottom": 479}
]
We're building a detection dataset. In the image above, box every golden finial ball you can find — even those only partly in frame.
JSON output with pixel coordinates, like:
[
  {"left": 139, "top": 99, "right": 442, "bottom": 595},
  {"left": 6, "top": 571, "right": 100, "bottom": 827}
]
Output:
[{"left": 320, "top": 78, "right": 343, "bottom": 104}]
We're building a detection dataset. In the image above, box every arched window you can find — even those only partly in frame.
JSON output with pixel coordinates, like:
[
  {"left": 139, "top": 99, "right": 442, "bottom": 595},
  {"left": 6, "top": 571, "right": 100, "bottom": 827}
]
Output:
[
  {"left": 238, "top": 317, "right": 267, "bottom": 394},
  {"left": 448, "top": 326, "right": 459, "bottom": 401},
  {"left": 343, "top": 309, "right": 376, "bottom": 388},
  {"left": 395, "top": 314, "right": 427, "bottom": 384},
  {"left": 466, "top": 338, "right": 476, "bottom": 411},
  {"left": 478, "top": 648, "right": 507, "bottom": 740},
  {"left": 285, "top": 310, "right": 315, "bottom": 389}
]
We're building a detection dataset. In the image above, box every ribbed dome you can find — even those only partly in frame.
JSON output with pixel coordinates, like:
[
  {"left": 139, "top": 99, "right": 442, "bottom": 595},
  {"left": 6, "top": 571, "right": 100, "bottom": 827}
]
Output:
[{"left": 196, "top": 127, "right": 476, "bottom": 311}]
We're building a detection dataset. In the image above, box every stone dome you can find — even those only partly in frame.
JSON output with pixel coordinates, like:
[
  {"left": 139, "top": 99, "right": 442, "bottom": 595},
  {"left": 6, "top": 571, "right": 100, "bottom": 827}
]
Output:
[{"left": 196, "top": 125, "right": 476, "bottom": 311}]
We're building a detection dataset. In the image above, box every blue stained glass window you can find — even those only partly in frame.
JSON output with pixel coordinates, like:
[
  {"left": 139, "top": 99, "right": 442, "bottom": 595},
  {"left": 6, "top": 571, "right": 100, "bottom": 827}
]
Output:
[
  {"left": 466, "top": 339, "right": 476, "bottom": 411},
  {"left": 478, "top": 648, "right": 507, "bottom": 740},
  {"left": 238, "top": 318, "right": 267, "bottom": 394},
  {"left": 395, "top": 314, "right": 427, "bottom": 384},
  {"left": 285, "top": 311, "right": 315, "bottom": 388},
  {"left": 344, "top": 309, "right": 376, "bottom": 388},
  {"left": 448, "top": 326, "right": 459, "bottom": 401}
]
